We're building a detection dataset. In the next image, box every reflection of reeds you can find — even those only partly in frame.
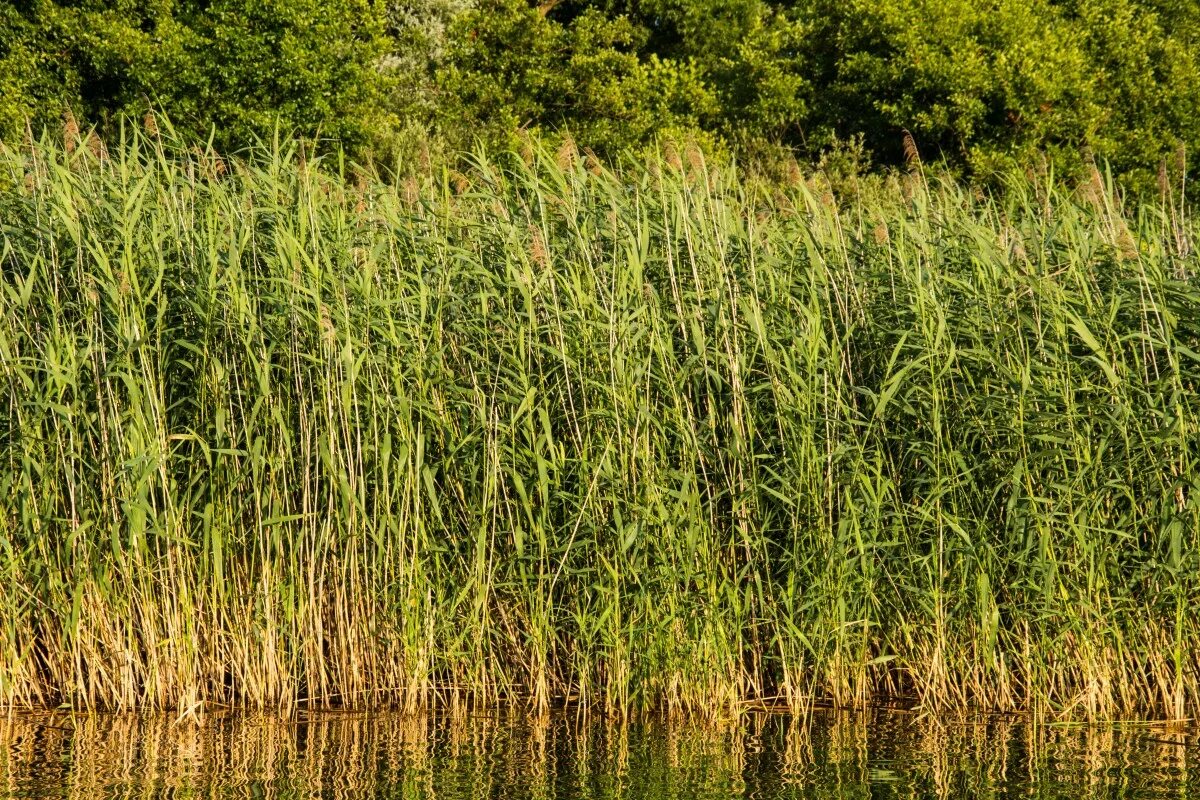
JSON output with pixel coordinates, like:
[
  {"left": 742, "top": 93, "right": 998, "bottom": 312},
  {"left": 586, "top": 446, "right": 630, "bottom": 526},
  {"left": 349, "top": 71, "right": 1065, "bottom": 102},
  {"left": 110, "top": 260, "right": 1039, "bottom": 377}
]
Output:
[
  {"left": 779, "top": 714, "right": 814, "bottom": 786},
  {"left": 0, "top": 712, "right": 1196, "bottom": 797},
  {"left": 2, "top": 129, "right": 1200, "bottom": 720}
]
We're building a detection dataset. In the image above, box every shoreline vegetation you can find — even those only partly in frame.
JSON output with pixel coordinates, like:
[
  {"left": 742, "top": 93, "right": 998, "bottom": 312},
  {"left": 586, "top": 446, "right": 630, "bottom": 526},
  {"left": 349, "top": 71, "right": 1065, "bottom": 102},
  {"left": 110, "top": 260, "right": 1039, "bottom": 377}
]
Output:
[{"left": 1, "top": 127, "right": 1198, "bottom": 719}]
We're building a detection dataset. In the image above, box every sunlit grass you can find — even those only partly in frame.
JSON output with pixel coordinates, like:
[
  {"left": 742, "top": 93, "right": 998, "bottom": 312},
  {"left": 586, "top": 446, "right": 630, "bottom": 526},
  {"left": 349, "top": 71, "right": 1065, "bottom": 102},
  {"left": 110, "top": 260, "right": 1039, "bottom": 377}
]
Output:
[{"left": 0, "top": 126, "right": 1197, "bottom": 718}]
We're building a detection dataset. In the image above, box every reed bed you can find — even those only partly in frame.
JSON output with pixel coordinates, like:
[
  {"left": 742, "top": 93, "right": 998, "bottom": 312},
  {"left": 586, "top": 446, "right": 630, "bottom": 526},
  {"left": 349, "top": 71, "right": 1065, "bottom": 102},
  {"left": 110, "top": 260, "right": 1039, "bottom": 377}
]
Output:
[{"left": 0, "top": 129, "right": 1198, "bottom": 718}]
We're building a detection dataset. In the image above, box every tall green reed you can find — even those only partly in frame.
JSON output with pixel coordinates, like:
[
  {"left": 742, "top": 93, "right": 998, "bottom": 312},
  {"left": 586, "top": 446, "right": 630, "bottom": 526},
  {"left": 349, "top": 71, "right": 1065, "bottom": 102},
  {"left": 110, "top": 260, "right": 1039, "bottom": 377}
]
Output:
[{"left": 0, "top": 128, "right": 1197, "bottom": 718}]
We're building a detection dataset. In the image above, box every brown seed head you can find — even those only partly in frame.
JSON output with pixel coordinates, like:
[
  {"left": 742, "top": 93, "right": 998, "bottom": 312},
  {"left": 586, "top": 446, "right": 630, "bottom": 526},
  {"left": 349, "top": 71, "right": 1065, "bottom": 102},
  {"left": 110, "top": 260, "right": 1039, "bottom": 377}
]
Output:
[
  {"left": 664, "top": 140, "right": 682, "bottom": 172},
  {"left": 786, "top": 158, "right": 804, "bottom": 188},
  {"left": 86, "top": 132, "right": 107, "bottom": 162},
  {"left": 517, "top": 130, "right": 535, "bottom": 167},
  {"left": 1115, "top": 225, "right": 1138, "bottom": 261},
  {"left": 319, "top": 305, "right": 335, "bottom": 345},
  {"left": 529, "top": 225, "right": 549, "bottom": 269},
  {"left": 63, "top": 110, "right": 80, "bottom": 154},
  {"left": 1080, "top": 164, "right": 1106, "bottom": 211},
  {"left": 583, "top": 147, "right": 603, "bottom": 176},
  {"left": 685, "top": 142, "right": 705, "bottom": 178},
  {"left": 402, "top": 176, "right": 420, "bottom": 206},
  {"left": 902, "top": 131, "right": 920, "bottom": 170},
  {"left": 556, "top": 137, "right": 578, "bottom": 171}
]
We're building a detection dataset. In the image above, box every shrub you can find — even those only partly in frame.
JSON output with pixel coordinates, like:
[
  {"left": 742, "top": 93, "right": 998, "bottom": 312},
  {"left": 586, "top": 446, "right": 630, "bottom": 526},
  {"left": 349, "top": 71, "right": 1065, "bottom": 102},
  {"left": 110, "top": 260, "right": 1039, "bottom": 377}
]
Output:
[{"left": 0, "top": 0, "right": 392, "bottom": 151}]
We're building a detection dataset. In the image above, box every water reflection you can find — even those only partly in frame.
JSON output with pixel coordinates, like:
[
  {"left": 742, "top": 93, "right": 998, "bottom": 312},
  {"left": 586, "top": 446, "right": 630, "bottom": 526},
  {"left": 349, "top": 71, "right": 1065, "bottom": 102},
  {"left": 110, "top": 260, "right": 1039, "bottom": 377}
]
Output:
[{"left": 0, "top": 710, "right": 1195, "bottom": 798}]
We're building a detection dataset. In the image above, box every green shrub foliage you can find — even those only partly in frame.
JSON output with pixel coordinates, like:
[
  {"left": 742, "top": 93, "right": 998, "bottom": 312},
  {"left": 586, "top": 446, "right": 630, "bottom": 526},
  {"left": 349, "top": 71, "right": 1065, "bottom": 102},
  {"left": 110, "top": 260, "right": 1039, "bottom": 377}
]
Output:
[
  {"left": 0, "top": 0, "right": 1197, "bottom": 192},
  {"left": 0, "top": 0, "right": 391, "bottom": 151}
]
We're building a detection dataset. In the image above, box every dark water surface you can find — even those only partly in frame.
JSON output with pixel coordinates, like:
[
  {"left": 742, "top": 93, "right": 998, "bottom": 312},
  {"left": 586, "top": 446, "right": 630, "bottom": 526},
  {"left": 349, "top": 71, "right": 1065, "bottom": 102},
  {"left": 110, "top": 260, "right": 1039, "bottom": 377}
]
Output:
[{"left": 1, "top": 710, "right": 1196, "bottom": 798}]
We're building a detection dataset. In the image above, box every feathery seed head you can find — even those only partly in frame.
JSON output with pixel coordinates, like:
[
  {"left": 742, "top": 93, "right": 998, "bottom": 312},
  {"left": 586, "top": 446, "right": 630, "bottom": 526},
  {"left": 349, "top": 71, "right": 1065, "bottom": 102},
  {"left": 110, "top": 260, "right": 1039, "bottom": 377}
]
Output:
[
  {"left": 529, "top": 225, "right": 549, "bottom": 269},
  {"left": 556, "top": 137, "right": 578, "bottom": 171},
  {"left": 63, "top": 110, "right": 80, "bottom": 154},
  {"left": 902, "top": 131, "right": 921, "bottom": 170},
  {"left": 664, "top": 140, "right": 682, "bottom": 172}
]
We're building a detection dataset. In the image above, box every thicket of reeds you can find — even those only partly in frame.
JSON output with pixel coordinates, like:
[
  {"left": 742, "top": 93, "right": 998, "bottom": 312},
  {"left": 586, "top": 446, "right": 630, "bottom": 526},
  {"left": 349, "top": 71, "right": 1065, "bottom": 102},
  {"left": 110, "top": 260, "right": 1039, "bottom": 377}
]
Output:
[{"left": 1, "top": 126, "right": 1198, "bottom": 718}]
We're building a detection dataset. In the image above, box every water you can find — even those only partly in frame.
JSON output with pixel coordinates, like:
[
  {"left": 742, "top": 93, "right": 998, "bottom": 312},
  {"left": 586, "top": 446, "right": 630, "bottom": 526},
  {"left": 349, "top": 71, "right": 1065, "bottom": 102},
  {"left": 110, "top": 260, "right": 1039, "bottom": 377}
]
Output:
[{"left": 0, "top": 710, "right": 1196, "bottom": 798}]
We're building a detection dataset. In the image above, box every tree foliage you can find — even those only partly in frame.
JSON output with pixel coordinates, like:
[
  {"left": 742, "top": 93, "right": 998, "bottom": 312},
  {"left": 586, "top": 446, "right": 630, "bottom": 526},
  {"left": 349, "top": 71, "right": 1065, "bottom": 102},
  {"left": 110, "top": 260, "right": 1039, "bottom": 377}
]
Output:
[
  {"left": 0, "top": 0, "right": 390, "bottom": 149},
  {"left": 1, "top": 0, "right": 1198, "bottom": 181}
]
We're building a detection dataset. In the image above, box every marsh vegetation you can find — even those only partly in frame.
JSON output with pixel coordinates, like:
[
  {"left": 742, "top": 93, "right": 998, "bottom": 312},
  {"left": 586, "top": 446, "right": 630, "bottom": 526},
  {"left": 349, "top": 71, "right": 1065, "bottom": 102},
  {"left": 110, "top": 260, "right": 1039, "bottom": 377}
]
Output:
[{"left": 0, "top": 130, "right": 1198, "bottom": 718}]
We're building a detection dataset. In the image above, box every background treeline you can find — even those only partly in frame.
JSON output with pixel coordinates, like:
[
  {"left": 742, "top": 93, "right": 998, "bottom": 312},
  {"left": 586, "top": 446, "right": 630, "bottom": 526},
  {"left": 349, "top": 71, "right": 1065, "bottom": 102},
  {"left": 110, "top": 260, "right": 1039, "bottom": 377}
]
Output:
[{"left": 2, "top": 0, "right": 1199, "bottom": 185}]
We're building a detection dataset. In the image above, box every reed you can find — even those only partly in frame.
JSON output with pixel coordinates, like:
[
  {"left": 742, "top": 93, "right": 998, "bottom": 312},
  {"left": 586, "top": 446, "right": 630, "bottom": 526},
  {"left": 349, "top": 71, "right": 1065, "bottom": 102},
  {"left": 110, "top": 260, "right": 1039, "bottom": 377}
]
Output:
[{"left": 0, "top": 128, "right": 1198, "bottom": 718}]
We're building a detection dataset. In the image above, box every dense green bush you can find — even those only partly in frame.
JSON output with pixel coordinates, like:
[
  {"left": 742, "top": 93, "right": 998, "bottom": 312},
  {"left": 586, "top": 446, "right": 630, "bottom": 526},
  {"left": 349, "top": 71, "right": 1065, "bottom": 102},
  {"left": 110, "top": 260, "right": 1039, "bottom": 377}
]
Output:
[
  {"left": 800, "top": 0, "right": 1200, "bottom": 183},
  {"left": 1, "top": 0, "right": 1197, "bottom": 185},
  {"left": 431, "top": 0, "right": 813, "bottom": 156},
  {"left": 0, "top": 1, "right": 180, "bottom": 138},
  {"left": 435, "top": 0, "right": 719, "bottom": 154},
  {"left": 417, "top": 0, "right": 1200, "bottom": 183},
  {"left": 0, "top": 0, "right": 391, "bottom": 150}
]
